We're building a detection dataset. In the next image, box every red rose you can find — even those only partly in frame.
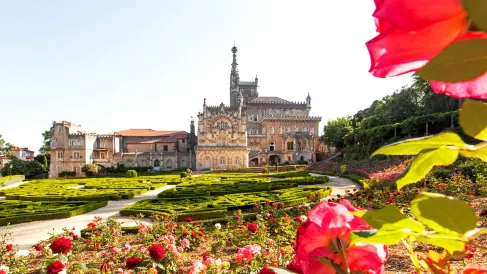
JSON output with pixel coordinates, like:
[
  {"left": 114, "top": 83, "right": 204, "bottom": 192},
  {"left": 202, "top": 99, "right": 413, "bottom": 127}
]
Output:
[
  {"left": 148, "top": 244, "right": 166, "bottom": 261},
  {"left": 6, "top": 244, "right": 12, "bottom": 251},
  {"left": 182, "top": 231, "right": 188, "bottom": 237},
  {"left": 194, "top": 221, "right": 199, "bottom": 226},
  {"left": 34, "top": 244, "right": 43, "bottom": 251},
  {"left": 191, "top": 233, "right": 197, "bottom": 238},
  {"left": 291, "top": 200, "right": 387, "bottom": 273},
  {"left": 125, "top": 256, "right": 141, "bottom": 269},
  {"left": 246, "top": 223, "right": 259, "bottom": 233},
  {"left": 265, "top": 200, "right": 271, "bottom": 205},
  {"left": 235, "top": 216, "right": 241, "bottom": 221},
  {"left": 46, "top": 261, "right": 65, "bottom": 274},
  {"left": 202, "top": 253, "right": 209, "bottom": 262},
  {"left": 49, "top": 237, "right": 72, "bottom": 254},
  {"left": 72, "top": 234, "right": 79, "bottom": 240},
  {"left": 0, "top": 270, "right": 5, "bottom": 274},
  {"left": 87, "top": 222, "right": 97, "bottom": 229},
  {"left": 259, "top": 265, "right": 277, "bottom": 274},
  {"left": 198, "top": 231, "right": 204, "bottom": 237},
  {"left": 185, "top": 217, "right": 193, "bottom": 223},
  {"left": 367, "top": 0, "right": 487, "bottom": 99}
]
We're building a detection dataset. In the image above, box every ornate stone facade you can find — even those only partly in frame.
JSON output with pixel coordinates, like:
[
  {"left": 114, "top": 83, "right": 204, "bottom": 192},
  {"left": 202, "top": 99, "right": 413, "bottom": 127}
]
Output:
[
  {"left": 196, "top": 100, "right": 248, "bottom": 170},
  {"left": 196, "top": 45, "right": 321, "bottom": 170}
]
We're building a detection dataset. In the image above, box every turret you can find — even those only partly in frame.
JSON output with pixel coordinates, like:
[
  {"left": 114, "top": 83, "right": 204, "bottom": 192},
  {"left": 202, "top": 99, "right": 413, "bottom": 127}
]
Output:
[
  {"left": 190, "top": 117, "right": 195, "bottom": 135},
  {"left": 306, "top": 93, "right": 311, "bottom": 107}
]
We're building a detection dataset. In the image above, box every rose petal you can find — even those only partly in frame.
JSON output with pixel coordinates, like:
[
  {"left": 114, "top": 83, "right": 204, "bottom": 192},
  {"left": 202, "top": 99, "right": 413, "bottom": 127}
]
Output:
[
  {"left": 343, "top": 244, "right": 388, "bottom": 273},
  {"left": 431, "top": 71, "right": 487, "bottom": 99},
  {"left": 373, "top": 0, "right": 466, "bottom": 29},
  {"left": 367, "top": 14, "right": 467, "bottom": 77},
  {"left": 308, "top": 201, "right": 354, "bottom": 231},
  {"left": 296, "top": 222, "right": 333, "bottom": 261}
]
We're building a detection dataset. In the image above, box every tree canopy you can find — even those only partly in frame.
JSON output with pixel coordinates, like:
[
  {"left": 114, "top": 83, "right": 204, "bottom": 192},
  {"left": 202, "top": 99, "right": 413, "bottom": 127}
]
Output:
[{"left": 321, "top": 76, "right": 461, "bottom": 157}]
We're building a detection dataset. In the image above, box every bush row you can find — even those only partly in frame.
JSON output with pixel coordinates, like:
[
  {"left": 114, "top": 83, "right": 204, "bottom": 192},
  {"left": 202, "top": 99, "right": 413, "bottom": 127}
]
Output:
[
  {"left": 0, "top": 200, "right": 107, "bottom": 226},
  {"left": 121, "top": 186, "right": 332, "bottom": 221}
]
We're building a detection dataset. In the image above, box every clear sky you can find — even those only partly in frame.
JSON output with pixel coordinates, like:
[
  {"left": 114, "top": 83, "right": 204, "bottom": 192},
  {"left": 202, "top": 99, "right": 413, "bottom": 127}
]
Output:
[{"left": 0, "top": 0, "right": 412, "bottom": 153}]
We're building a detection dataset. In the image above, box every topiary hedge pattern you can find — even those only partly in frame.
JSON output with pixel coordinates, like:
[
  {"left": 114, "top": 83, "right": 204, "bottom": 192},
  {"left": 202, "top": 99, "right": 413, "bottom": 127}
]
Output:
[
  {"left": 121, "top": 186, "right": 331, "bottom": 221},
  {"left": 0, "top": 200, "right": 107, "bottom": 225}
]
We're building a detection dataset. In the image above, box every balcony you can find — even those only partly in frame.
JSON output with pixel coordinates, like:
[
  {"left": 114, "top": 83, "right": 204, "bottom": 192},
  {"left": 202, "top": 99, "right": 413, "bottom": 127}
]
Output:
[{"left": 93, "top": 158, "right": 111, "bottom": 164}]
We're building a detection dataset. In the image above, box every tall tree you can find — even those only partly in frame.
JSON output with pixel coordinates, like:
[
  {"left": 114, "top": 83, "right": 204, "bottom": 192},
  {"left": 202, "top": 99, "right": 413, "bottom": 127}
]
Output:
[
  {"left": 39, "top": 130, "right": 51, "bottom": 155},
  {"left": 321, "top": 116, "right": 353, "bottom": 149},
  {"left": 0, "top": 134, "right": 4, "bottom": 154}
]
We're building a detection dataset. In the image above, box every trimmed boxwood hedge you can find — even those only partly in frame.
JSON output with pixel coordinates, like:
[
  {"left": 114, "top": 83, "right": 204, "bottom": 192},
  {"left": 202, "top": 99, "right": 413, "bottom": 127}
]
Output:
[
  {"left": 0, "top": 178, "right": 166, "bottom": 202},
  {"left": 0, "top": 200, "right": 107, "bottom": 226},
  {"left": 122, "top": 186, "right": 332, "bottom": 221}
]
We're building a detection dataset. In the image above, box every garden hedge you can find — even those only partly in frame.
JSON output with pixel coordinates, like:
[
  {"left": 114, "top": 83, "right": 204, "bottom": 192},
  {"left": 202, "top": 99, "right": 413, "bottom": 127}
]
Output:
[
  {"left": 0, "top": 200, "right": 107, "bottom": 226},
  {"left": 122, "top": 186, "right": 332, "bottom": 221}
]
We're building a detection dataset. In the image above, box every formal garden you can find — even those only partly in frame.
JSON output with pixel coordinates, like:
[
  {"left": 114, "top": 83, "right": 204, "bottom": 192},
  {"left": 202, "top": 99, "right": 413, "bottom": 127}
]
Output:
[{"left": 2, "top": 0, "right": 487, "bottom": 273}]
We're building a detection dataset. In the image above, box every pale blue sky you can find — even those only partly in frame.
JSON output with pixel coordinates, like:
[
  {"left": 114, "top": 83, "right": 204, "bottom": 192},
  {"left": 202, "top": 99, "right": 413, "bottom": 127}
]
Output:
[{"left": 0, "top": 1, "right": 412, "bottom": 153}]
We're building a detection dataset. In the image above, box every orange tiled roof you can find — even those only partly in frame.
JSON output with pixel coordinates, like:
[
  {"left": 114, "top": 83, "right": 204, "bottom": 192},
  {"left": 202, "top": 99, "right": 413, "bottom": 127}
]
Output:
[{"left": 114, "top": 129, "right": 186, "bottom": 137}]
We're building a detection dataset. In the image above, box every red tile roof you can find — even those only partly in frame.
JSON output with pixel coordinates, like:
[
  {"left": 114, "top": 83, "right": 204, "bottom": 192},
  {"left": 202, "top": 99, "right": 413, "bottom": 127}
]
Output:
[{"left": 114, "top": 129, "right": 186, "bottom": 137}]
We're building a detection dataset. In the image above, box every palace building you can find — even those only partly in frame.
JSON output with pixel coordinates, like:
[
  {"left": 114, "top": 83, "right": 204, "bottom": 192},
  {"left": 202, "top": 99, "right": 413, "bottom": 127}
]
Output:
[
  {"left": 49, "top": 121, "right": 196, "bottom": 178},
  {"left": 195, "top": 45, "right": 321, "bottom": 170}
]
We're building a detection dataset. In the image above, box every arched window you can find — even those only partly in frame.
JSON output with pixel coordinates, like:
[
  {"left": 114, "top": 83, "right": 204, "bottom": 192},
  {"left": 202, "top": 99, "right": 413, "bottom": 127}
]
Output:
[
  {"left": 154, "top": 159, "right": 161, "bottom": 167},
  {"left": 125, "top": 160, "right": 133, "bottom": 167},
  {"left": 279, "top": 127, "right": 283, "bottom": 134},
  {"left": 220, "top": 158, "right": 226, "bottom": 165},
  {"left": 287, "top": 141, "right": 294, "bottom": 150},
  {"left": 141, "top": 160, "right": 147, "bottom": 167},
  {"left": 270, "top": 127, "right": 274, "bottom": 134},
  {"left": 166, "top": 160, "right": 173, "bottom": 168},
  {"left": 270, "top": 142, "right": 275, "bottom": 152}
]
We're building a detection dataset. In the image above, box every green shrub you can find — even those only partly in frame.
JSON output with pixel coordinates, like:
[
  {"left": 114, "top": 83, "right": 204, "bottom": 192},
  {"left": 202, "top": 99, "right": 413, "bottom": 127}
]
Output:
[
  {"left": 340, "top": 164, "right": 347, "bottom": 175},
  {"left": 262, "top": 167, "right": 270, "bottom": 174},
  {"left": 82, "top": 163, "right": 99, "bottom": 176},
  {"left": 125, "top": 170, "right": 138, "bottom": 178},
  {"left": 180, "top": 172, "right": 188, "bottom": 179}
]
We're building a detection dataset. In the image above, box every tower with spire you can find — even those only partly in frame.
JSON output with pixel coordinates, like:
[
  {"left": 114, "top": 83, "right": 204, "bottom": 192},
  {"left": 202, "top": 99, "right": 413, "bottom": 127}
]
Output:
[{"left": 229, "top": 44, "right": 259, "bottom": 107}]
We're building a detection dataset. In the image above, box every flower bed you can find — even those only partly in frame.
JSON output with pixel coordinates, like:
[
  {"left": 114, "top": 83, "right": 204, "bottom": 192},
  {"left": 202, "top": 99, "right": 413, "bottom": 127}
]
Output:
[{"left": 0, "top": 200, "right": 107, "bottom": 225}]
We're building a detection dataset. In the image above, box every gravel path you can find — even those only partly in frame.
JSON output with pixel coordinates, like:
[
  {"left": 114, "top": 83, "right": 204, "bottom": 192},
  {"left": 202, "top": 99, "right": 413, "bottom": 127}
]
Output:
[
  {"left": 307, "top": 174, "right": 361, "bottom": 199},
  {"left": 2, "top": 185, "right": 175, "bottom": 250}
]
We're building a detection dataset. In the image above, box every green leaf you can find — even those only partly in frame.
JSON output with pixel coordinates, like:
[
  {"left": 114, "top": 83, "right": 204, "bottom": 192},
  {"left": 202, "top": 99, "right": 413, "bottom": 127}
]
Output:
[
  {"left": 351, "top": 205, "right": 424, "bottom": 232},
  {"left": 413, "top": 234, "right": 465, "bottom": 254},
  {"left": 351, "top": 229, "right": 407, "bottom": 245},
  {"left": 396, "top": 147, "right": 458, "bottom": 190},
  {"left": 459, "top": 99, "right": 487, "bottom": 141},
  {"left": 465, "top": 227, "right": 487, "bottom": 240},
  {"left": 372, "top": 132, "right": 466, "bottom": 156},
  {"left": 462, "top": 0, "right": 487, "bottom": 32},
  {"left": 410, "top": 192, "right": 477, "bottom": 235},
  {"left": 460, "top": 145, "right": 487, "bottom": 161},
  {"left": 416, "top": 39, "right": 487, "bottom": 82}
]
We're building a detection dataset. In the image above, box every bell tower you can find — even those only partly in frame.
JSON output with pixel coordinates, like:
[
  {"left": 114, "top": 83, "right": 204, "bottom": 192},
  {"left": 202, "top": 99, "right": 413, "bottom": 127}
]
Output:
[{"left": 229, "top": 44, "right": 240, "bottom": 107}]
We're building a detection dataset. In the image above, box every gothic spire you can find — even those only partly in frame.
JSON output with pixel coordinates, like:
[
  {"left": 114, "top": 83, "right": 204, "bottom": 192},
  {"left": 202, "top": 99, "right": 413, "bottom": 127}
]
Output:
[{"left": 230, "top": 44, "right": 240, "bottom": 107}]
